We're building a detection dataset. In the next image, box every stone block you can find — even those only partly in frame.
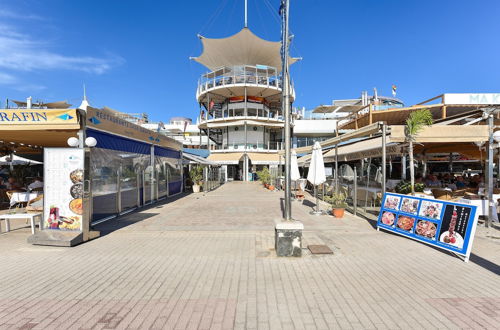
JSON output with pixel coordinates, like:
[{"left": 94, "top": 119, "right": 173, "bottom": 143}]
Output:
[{"left": 275, "top": 221, "right": 303, "bottom": 257}]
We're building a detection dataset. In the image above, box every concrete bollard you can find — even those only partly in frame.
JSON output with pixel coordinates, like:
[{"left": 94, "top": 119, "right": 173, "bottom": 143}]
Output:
[{"left": 275, "top": 221, "right": 303, "bottom": 257}]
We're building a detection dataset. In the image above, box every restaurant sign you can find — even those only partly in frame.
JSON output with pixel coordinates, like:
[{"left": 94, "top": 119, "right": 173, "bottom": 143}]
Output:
[
  {"left": 44, "top": 148, "right": 84, "bottom": 231},
  {"left": 443, "top": 93, "right": 500, "bottom": 105},
  {"left": 0, "top": 109, "right": 79, "bottom": 125},
  {"left": 377, "top": 193, "right": 479, "bottom": 260}
]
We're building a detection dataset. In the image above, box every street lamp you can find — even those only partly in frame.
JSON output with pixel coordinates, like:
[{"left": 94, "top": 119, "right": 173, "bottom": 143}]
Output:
[{"left": 67, "top": 137, "right": 79, "bottom": 147}]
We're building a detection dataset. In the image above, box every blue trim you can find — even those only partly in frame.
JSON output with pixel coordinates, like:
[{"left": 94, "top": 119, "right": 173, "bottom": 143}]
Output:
[
  {"left": 86, "top": 128, "right": 150, "bottom": 155},
  {"left": 183, "top": 148, "right": 210, "bottom": 158},
  {"left": 155, "top": 146, "right": 180, "bottom": 158},
  {"left": 169, "top": 181, "right": 182, "bottom": 195}
]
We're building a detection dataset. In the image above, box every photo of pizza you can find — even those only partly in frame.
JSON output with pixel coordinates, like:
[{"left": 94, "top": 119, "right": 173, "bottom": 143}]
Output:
[
  {"left": 69, "top": 198, "right": 83, "bottom": 215},
  {"left": 415, "top": 220, "right": 437, "bottom": 240},
  {"left": 381, "top": 211, "right": 395, "bottom": 226},
  {"left": 397, "top": 215, "right": 415, "bottom": 232}
]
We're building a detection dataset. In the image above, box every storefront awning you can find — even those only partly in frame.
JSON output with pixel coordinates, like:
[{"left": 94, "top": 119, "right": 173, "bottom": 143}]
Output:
[
  {"left": 247, "top": 152, "right": 281, "bottom": 165},
  {"left": 390, "top": 125, "right": 489, "bottom": 143},
  {"left": 323, "top": 136, "right": 402, "bottom": 163},
  {"left": 183, "top": 152, "right": 218, "bottom": 166},
  {"left": 207, "top": 152, "right": 244, "bottom": 165}
]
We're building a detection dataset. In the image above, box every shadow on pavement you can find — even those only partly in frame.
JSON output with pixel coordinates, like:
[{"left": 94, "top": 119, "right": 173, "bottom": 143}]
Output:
[
  {"left": 93, "top": 192, "right": 188, "bottom": 237},
  {"left": 469, "top": 253, "right": 500, "bottom": 275}
]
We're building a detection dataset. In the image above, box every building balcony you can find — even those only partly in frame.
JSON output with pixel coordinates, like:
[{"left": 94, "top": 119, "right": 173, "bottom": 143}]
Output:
[
  {"left": 210, "top": 141, "right": 284, "bottom": 152},
  {"left": 198, "top": 115, "right": 285, "bottom": 129},
  {"left": 196, "top": 65, "right": 295, "bottom": 102}
]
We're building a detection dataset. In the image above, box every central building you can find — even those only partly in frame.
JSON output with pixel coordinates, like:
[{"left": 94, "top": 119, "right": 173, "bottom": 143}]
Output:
[{"left": 192, "top": 27, "right": 297, "bottom": 181}]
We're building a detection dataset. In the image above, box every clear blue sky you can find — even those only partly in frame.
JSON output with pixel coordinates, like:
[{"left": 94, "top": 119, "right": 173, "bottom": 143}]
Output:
[{"left": 1, "top": 0, "right": 499, "bottom": 122}]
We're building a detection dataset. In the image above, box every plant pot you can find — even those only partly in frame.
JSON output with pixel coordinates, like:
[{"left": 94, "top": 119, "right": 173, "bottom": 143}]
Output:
[
  {"left": 268, "top": 185, "right": 275, "bottom": 191},
  {"left": 192, "top": 184, "right": 201, "bottom": 193},
  {"left": 332, "top": 208, "right": 345, "bottom": 218}
]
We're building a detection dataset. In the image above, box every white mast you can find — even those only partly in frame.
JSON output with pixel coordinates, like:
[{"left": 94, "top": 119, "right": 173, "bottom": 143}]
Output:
[{"left": 244, "top": 0, "right": 248, "bottom": 28}]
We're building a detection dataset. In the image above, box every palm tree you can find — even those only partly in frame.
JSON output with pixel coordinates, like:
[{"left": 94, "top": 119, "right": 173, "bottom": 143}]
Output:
[{"left": 405, "top": 109, "right": 433, "bottom": 194}]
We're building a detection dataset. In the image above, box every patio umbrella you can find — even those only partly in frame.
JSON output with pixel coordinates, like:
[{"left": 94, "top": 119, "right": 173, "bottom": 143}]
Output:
[
  {"left": 291, "top": 150, "right": 300, "bottom": 199},
  {"left": 307, "top": 141, "right": 326, "bottom": 214},
  {"left": 0, "top": 154, "right": 43, "bottom": 167}
]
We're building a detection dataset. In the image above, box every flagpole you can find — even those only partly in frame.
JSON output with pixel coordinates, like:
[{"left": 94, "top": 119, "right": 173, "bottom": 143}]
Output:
[{"left": 281, "top": 0, "right": 292, "bottom": 221}]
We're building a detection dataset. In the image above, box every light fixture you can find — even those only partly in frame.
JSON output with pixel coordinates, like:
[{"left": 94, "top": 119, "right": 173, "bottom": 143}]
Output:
[
  {"left": 493, "top": 131, "right": 500, "bottom": 143},
  {"left": 85, "top": 137, "right": 97, "bottom": 147},
  {"left": 67, "top": 137, "right": 79, "bottom": 147}
]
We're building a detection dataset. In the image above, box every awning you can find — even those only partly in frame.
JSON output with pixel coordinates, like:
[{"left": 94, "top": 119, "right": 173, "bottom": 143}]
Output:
[
  {"left": 183, "top": 152, "right": 218, "bottom": 166},
  {"left": 247, "top": 152, "right": 281, "bottom": 165},
  {"left": 192, "top": 28, "right": 299, "bottom": 73},
  {"left": 292, "top": 122, "right": 383, "bottom": 154},
  {"left": 207, "top": 152, "right": 244, "bottom": 165},
  {"left": 390, "top": 125, "right": 489, "bottom": 143},
  {"left": 323, "top": 136, "right": 402, "bottom": 162}
]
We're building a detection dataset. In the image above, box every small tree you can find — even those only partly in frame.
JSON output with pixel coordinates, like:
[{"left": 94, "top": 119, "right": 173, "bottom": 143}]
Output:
[
  {"left": 405, "top": 109, "right": 433, "bottom": 194},
  {"left": 189, "top": 165, "right": 204, "bottom": 186}
]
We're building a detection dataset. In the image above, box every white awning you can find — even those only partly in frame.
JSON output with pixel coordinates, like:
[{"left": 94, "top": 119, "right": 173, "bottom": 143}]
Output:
[
  {"left": 322, "top": 136, "right": 402, "bottom": 163},
  {"left": 247, "top": 152, "right": 281, "bottom": 165},
  {"left": 192, "top": 28, "right": 299, "bottom": 73},
  {"left": 207, "top": 152, "right": 244, "bottom": 165},
  {"left": 183, "top": 152, "right": 218, "bottom": 166}
]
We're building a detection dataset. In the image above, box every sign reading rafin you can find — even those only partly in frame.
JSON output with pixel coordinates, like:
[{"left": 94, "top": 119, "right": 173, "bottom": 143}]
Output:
[
  {"left": 0, "top": 109, "right": 79, "bottom": 126},
  {"left": 443, "top": 93, "right": 500, "bottom": 105}
]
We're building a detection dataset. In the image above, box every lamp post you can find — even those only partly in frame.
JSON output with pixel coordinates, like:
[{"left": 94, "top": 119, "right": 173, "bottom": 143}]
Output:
[{"left": 281, "top": 0, "right": 291, "bottom": 221}]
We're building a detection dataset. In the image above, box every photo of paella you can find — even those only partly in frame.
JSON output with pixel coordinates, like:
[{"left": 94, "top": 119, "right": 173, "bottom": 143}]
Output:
[
  {"left": 415, "top": 220, "right": 437, "bottom": 240},
  {"left": 69, "top": 198, "right": 83, "bottom": 215},
  {"left": 396, "top": 215, "right": 415, "bottom": 232}
]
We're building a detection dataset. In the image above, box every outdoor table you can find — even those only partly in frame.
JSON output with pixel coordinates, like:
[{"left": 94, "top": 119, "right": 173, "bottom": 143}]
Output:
[
  {"left": 0, "top": 213, "right": 43, "bottom": 235},
  {"left": 9, "top": 192, "right": 38, "bottom": 207}
]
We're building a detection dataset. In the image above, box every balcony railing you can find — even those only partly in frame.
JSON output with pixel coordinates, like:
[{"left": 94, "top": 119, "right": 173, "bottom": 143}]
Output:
[
  {"left": 212, "top": 141, "right": 284, "bottom": 151},
  {"left": 196, "top": 65, "right": 294, "bottom": 98}
]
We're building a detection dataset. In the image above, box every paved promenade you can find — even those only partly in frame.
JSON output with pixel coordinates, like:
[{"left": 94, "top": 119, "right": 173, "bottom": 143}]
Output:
[{"left": 1, "top": 182, "right": 499, "bottom": 329}]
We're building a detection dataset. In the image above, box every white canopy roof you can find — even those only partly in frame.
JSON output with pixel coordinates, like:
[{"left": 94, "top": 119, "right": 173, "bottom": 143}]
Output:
[{"left": 192, "top": 28, "right": 299, "bottom": 73}]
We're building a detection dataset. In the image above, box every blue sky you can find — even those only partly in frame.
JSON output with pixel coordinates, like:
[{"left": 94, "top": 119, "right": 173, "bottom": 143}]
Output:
[{"left": 0, "top": 0, "right": 499, "bottom": 122}]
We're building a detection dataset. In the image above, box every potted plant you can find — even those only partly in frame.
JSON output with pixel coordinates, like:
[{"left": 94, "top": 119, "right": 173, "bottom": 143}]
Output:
[
  {"left": 329, "top": 192, "right": 348, "bottom": 218},
  {"left": 189, "top": 165, "right": 203, "bottom": 193},
  {"left": 257, "top": 168, "right": 270, "bottom": 188}
]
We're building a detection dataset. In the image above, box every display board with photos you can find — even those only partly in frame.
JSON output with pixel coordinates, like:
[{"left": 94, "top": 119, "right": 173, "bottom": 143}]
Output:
[
  {"left": 377, "top": 193, "right": 479, "bottom": 259},
  {"left": 44, "top": 148, "right": 84, "bottom": 231}
]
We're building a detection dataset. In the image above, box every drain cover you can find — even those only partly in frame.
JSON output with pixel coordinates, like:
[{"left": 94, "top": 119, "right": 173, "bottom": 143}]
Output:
[{"left": 308, "top": 245, "right": 333, "bottom": 254}]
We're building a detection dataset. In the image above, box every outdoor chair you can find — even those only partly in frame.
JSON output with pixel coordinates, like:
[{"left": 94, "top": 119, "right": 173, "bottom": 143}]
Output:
[{"left": 26, "top": 194, "right": 43, "bottom": 213}]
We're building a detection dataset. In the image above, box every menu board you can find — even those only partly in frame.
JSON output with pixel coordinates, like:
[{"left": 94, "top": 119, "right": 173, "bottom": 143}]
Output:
[
  {"left": 44, "top": 148, "right": 84, "bottom": 231},
  {"left": 377, "top": 193, "right": 479, "bottom": 258}
]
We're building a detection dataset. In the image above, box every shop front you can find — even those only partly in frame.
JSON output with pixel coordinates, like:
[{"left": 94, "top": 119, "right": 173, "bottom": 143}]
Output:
[{"left": 0, "top": 105, "right": 182, "bottom": 246}]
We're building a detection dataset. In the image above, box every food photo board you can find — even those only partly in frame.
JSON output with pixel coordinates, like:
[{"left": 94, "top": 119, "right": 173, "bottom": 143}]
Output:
[
  {"left": 377, "top": 193, "right": 479, "bottom": 261},
  {"left": 44, "top": 148, "right": 84, "bottom": 231}
]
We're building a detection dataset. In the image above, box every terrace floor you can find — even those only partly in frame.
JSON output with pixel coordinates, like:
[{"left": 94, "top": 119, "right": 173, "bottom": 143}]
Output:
[{"left": 1, "top": 182, "right": 499, "bottom": 329}]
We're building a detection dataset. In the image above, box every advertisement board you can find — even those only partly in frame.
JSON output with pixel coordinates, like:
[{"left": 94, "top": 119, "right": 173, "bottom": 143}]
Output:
[
  {"left": 377, "top": 193, "right": 479, "bottom": 260},
  {"left": 44, "top": 148, "right": 84, "bottom": 231}
]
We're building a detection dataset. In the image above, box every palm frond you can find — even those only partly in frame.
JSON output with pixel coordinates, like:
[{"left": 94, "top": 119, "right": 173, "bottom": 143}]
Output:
[{"left": 405, "top": 109, "right": 433, "bottom": 141}]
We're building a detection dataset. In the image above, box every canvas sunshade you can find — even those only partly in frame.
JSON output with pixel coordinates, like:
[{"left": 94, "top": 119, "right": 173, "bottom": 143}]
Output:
[
  {"left": 390, "top": 125, "right": 489, "bottom": 143},
  {"left": 207, "top": 152, "right": 244, "bottom": 165},
  {"left": 247, "top": 152, "right": 281, "bottom": 165}
]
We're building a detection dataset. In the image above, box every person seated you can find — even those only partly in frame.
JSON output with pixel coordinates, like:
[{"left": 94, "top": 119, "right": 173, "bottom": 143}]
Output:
[
  {"left": 425, "top": 175, "right": 441, "bottom": 187},
  {"left": 0, "top": 177, "right": 6, "bottom": 189},
  {"left": 5, "top": 177, "right": 22, "bottom": 190},
  {"left": 28, "top": 177, "right": 44, "bottom": 190},
  {"left": 455, "top": 176, "right": 466, "bottom": 189}
]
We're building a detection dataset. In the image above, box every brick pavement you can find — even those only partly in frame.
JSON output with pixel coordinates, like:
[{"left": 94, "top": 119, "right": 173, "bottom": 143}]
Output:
[{"left": 0, "top": 182, "right": 499, "bottom": 329}]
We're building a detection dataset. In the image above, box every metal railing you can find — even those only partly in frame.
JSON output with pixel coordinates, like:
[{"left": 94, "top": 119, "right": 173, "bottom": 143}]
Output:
[
  {"left": 196, "top": 65, "right": 295, "bottom": 98},
  {"left": 213, "top": 141, "right": 284, "bottom": 151}
]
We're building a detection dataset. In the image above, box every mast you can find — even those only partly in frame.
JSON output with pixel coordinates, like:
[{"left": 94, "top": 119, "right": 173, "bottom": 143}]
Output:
[
  {"left": 244, "top": 0, "right": 248, "bottom": 28},
  {"left": 281, "top": 0, "right": 292, "bottom": 220}
]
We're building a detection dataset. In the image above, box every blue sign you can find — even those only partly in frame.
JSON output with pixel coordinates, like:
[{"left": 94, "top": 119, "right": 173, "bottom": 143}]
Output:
[{"left": 377, "top": 193, "right": 479, "bottom": 258}]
